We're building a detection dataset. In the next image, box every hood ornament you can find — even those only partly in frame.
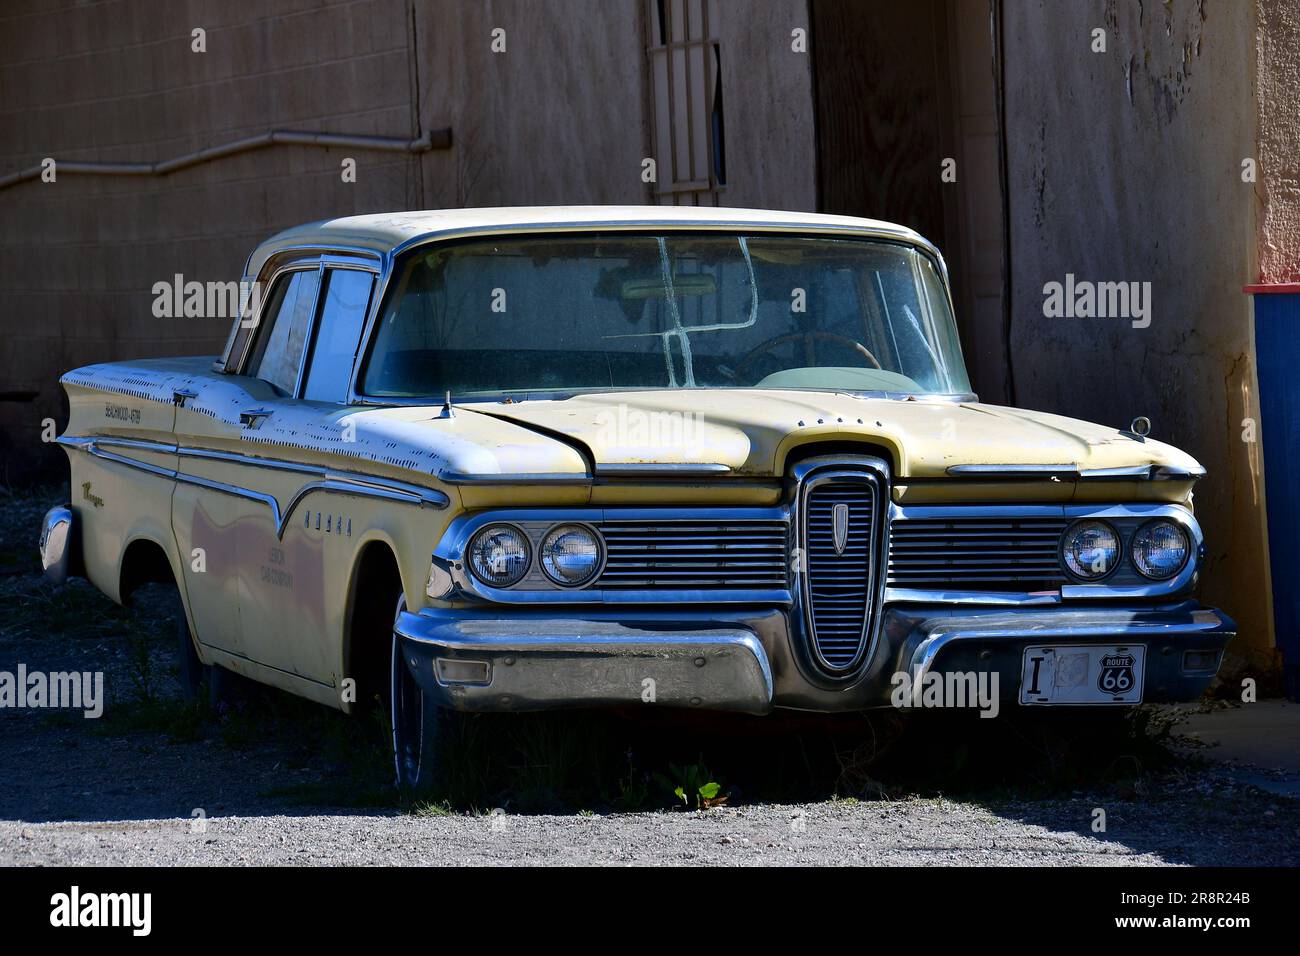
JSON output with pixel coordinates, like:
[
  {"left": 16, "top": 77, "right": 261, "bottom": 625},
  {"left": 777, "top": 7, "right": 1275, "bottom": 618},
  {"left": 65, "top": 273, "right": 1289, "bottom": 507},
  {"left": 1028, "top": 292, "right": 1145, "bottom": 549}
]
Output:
[{"left": 832, "top": 503, "right": 850, "bottom": 555}]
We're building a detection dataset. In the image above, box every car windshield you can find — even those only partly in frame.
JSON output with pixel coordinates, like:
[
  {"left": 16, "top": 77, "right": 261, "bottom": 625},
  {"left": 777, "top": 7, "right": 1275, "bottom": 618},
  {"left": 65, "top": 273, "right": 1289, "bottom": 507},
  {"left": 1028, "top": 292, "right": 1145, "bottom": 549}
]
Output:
[{"left": 360, "top": 233, "right": 972, "bottom": 398}]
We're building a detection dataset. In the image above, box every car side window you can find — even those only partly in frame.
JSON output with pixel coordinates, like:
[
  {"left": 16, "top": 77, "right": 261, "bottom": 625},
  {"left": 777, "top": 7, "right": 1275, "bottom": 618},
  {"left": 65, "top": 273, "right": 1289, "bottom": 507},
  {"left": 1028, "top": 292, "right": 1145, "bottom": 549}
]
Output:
[
  {"left": 246, "top": 269, "right": 321, "bottom": 395},
  {"left": 301, "top": 268, "right": 376, "bottom": 402}
]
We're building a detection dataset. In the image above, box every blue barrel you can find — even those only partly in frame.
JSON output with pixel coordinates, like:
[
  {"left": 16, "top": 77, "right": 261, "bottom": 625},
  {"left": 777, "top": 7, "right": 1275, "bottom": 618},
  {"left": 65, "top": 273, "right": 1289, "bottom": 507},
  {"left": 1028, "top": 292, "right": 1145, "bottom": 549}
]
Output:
[{"left": 1248, "top": 284, "right": 1300, "bottom": 700}]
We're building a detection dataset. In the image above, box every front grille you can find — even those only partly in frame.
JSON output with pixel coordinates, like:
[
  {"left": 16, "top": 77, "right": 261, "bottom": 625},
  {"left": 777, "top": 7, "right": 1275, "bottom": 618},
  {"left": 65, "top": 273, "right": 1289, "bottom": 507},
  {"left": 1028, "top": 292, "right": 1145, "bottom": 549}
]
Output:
[
  {"left": 595, "top": 519, "right": 790, "bottom": 589},
  {"left": 886, "top": 516, "right": 1070, "bottom": 590},
  {"left": 801, "top": 473, "right": 881, "bottom": 672}
]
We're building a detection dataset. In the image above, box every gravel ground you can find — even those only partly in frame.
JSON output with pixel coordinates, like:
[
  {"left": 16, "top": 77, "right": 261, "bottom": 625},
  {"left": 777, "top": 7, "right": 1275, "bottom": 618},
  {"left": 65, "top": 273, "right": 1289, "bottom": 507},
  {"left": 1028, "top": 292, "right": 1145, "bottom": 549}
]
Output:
[
  {"left": 4, "top": 487, "right": 1298, "bottom": 866},
  {"left": 3, "top": 791, "right": 1296, "bottom": 866},
  {"left": 0, "top": 805, "right": 1180, "bottom": 866}
]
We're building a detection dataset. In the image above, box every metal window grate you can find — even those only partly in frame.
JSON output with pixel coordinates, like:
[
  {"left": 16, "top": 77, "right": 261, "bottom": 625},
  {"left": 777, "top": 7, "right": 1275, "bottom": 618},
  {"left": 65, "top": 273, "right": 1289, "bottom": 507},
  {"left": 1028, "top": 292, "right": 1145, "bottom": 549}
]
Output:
[{"left": 646, "top": 0, "right": 724, "bottom": 205}]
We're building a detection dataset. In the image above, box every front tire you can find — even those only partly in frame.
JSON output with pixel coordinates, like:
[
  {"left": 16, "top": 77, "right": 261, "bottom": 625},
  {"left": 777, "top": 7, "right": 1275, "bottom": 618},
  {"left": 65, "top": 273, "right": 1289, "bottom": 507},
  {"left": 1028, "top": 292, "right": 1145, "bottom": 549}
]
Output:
[
  {"left": 390, "top": 604, "right": 446, "bottom": 792},
  {"left": 173, "top": 589, "right": 207, "bottom": 700}
]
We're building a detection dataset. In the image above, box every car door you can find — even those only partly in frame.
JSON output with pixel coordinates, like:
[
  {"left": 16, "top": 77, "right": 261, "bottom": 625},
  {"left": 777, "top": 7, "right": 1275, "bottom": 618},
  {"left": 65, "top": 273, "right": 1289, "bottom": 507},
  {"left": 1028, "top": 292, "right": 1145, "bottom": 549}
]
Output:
[
  {"left": 233, "top": 259, "right": 379, "bottom": 683},
  {"left": 172, "top": 261, "right": 323, "bottom": 661}
]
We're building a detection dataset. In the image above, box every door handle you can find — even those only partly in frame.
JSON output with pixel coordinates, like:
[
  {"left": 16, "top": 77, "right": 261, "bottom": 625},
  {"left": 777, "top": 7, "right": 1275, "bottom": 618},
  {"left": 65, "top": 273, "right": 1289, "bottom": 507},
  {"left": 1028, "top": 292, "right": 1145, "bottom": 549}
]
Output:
[
  {"left": 172, "top": 388, "right": 198, "bottom": 407},
  {"left": 239, "top": 408, "right": 273, "bottom": 429}
]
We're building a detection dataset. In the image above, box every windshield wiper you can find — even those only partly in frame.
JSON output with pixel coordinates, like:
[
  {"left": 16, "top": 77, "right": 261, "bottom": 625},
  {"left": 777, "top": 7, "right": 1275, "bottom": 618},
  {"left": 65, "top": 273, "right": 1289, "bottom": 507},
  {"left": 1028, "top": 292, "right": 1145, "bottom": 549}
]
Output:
[{"left": 901, "top": 303, "right": 952, "bottom": 391}]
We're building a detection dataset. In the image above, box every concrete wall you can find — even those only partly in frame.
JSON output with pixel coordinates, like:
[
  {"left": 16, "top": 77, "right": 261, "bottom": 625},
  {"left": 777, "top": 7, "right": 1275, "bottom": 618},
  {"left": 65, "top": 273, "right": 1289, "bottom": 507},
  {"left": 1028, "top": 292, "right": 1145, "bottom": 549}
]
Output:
[
  {"left": 0, "top": 0, "right": 424, "bottom": 480},
  {"left": 1256, "top": 0, "right": 1300, "bottom": 283},
  {"left": 946, "top": 0, "right": 1008, "bottom": 405},
  {"left": 715, "top": 0, "right": 817, "bottom": 211},
  {"left": 411, "top": 0, "right": 651, "bottom": 209},
  {"left": 1001, "top": 0, "right": 1271, "bottom": 653}
]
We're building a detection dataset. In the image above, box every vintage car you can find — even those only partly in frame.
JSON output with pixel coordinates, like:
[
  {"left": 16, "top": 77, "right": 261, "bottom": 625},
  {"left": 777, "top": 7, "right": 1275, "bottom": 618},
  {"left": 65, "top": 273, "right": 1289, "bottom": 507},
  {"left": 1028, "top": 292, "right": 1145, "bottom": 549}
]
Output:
[{"left": 40, "top": 206, "right": 1235, "bottom": 788}]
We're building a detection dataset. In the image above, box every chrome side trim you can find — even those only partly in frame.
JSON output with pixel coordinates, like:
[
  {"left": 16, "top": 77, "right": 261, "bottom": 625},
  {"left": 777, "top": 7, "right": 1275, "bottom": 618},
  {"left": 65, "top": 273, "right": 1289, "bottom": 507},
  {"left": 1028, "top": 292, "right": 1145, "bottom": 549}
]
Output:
[
  {"left": 58, "top": 436, "right": 449, "bottom": 538},
  {"left": 595, "top": 462, "right": 732, "bottom": 475},
  {"left": 177, "top": 444, "right": 449, "bottom": 514},
  {"left": 438, "top": 467, "right": 781, "bottom": 486},
  {"left": 181, "top": 472, "right": 286, "bottom": 526},
  {"left": 73, "top": 439, "right": 177, "bottom": 479},
  {"left": 279, "top": 475, "right": 445, "bottom": 526},
  {"left": 1150, "top": 464, "right": 1208, "bottom": 480},
  {"left": 883, "top": 587, "right": 1064, "bottom": 607},
  {"left": 438, "top": 471, "right": 593, "bottom": 485},
  {"left": 82, "top": 435, "right": 180, "bottom": 455},
  {"left": 945, "top": 463, "right": 1074, "bottom": 478},
  {"left": 178, "top": 445, "right": 321, "bottom": 475},
  {"left": 945, "top": 462, "right": 1206, "bottom": 482}
]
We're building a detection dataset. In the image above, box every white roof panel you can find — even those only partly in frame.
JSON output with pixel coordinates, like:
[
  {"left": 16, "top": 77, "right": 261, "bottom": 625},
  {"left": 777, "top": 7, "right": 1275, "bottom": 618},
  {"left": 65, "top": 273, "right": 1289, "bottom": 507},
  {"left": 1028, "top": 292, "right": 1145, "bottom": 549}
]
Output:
[{"left": 245, "top": 205, "right": 934, "bottom": 277}]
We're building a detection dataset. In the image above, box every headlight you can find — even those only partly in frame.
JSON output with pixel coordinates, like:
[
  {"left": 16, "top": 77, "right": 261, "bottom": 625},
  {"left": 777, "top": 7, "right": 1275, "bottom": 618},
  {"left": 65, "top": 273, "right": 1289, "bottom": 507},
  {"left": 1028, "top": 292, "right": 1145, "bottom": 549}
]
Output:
[
  {"left": 539, "top": 524, "right": 603, "bottom": 586},
  {"left": 1131, "top": 520, "right": 1190, "bottom": 579},
  {"left": 467, "top": 524, "right": 531, "bottom": 587},
  {"left": 1061, "top": 520, "right": 1120, "bottom": 580}
]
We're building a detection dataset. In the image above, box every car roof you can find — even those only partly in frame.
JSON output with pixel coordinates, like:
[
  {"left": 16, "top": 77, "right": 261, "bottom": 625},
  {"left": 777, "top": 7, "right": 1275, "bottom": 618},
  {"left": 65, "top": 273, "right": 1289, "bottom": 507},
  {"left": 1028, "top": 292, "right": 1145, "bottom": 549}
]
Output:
[{"left": 244, "top": 205, "right": 937, "bottom": 278}]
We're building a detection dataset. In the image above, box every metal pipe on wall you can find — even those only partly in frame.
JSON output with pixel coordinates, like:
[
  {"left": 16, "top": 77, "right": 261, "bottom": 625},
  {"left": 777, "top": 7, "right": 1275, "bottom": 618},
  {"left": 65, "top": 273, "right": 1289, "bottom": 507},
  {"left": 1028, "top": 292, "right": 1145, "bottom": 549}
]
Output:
[{"left": 0, "top": 127, "right": 453, "bottom": 191}]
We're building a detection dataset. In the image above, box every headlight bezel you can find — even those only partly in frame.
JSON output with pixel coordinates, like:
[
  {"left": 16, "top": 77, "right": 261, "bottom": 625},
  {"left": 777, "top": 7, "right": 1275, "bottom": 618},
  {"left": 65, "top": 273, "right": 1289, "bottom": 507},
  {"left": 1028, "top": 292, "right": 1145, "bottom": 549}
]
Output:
[
  {"left": 1060, "top": 519, "right": 1122, "bottom": 582},
  {"left": 1129, "top": 518, "right": 1191, "bottom": 580},
  {"left": 538, "top": 522, "right": 605, "bottom": 588},
  {"left": 466, "top": 522, "right": 533, "bottom": 589}
]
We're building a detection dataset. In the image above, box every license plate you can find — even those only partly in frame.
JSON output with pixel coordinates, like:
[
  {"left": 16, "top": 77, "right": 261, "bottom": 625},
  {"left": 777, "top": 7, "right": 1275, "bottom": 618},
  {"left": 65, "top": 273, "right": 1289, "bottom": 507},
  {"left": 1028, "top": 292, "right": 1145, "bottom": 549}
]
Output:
[{"left": 1019, "top": 644, "right": 1145, "bottom": 705}]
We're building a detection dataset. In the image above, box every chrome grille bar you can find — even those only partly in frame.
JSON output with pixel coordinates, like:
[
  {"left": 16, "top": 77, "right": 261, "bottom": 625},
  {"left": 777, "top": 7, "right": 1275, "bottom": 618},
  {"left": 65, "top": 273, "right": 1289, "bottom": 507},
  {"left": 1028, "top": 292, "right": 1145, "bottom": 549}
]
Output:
[
  {"left": 596, "top": 519, "right": 789, "bottom": 589},
  {"left": 799, "top": 467, "right": 884, "bottom": 673},
  {"left": 886, "top": 516, "right": 1069, "bottom": 589}
]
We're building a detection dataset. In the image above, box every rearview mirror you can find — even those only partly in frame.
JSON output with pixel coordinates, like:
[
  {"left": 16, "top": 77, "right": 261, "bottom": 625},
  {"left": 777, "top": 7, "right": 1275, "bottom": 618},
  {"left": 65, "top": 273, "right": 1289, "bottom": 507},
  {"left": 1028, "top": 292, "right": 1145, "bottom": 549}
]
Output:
[{"left": 621, "top": 274, "right": 717, "bottom": 299}]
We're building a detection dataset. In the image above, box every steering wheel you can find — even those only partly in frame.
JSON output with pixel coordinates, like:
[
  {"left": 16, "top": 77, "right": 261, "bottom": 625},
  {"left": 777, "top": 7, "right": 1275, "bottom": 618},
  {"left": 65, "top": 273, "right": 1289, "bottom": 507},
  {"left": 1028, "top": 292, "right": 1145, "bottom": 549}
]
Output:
[{"left": 735, "top": 331, "right": 883, "bottom": 380}]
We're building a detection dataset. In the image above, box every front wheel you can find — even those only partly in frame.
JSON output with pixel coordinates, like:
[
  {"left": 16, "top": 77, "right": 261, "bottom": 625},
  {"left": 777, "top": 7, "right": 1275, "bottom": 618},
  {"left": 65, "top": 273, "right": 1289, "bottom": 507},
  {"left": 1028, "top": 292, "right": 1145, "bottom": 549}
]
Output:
[
  {"left": 173, "top": 589, "right": 208, "bottom": 700},
  {"left": 390, "top": 607, "right": 447, "bottom": 792}
]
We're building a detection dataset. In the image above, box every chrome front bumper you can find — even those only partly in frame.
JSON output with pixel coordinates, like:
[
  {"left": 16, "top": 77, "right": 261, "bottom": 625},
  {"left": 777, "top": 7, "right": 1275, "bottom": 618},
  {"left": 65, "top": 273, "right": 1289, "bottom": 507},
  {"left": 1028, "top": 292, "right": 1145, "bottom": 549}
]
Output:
[
  {"left": 395, "top": 613, "right": 776, "bottom": 715},
  {"left": 396, "top": 601, "right": 1235, "bottom": 714},
  {"left": 39, "top": 504, "right": 74, "bottom": 584}
]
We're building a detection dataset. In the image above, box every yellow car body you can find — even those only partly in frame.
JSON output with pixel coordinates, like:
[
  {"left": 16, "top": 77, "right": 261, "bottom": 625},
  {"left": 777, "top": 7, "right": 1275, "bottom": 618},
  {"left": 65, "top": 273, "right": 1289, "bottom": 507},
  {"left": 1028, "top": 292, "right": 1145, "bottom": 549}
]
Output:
[{"left": 40, "top": 207, "right": 1233, "bottom": 749}]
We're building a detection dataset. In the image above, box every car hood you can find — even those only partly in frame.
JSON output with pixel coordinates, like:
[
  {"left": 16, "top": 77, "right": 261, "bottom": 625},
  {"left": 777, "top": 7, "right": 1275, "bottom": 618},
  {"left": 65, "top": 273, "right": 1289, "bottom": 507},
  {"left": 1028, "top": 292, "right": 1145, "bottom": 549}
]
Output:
[{"left": 448, "top": 389, "right": 1203, "bottom": 480}]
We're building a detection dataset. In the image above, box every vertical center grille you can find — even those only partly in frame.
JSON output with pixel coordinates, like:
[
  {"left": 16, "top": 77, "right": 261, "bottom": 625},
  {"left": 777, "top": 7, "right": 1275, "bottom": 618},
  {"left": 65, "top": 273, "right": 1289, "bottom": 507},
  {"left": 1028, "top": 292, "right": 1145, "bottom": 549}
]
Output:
[{"left": 801, "top": 470, "right": 882, "bottom": 673}]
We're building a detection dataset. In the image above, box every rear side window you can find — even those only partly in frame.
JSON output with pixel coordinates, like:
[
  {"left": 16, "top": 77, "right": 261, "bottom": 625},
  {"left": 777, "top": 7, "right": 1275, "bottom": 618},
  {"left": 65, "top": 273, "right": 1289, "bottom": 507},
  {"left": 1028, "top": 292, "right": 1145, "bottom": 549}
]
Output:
[
  {"left": 247, "top": 269, "right": 320, "bottom": 394},
  {"left": 301, "top": 269, "right": 375, "bottom": 402}
]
